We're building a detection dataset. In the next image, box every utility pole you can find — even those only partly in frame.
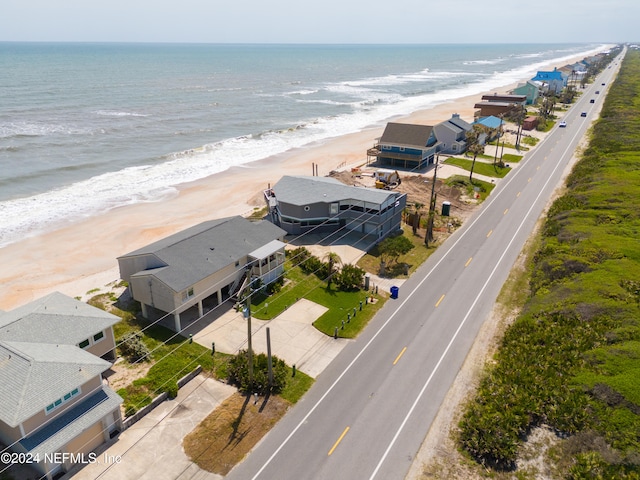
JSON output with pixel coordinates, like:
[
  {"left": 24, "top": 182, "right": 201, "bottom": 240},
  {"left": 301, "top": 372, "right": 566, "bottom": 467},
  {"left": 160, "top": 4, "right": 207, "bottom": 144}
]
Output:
[
  {"left": 242, "top": 276, "right": 254, "bottom": 390},
  {"left": 266, "top": 327, "right": 273, "bottom": 388},
  {"left": 425, "top": 153, "right": 439, "bottom": 247}
]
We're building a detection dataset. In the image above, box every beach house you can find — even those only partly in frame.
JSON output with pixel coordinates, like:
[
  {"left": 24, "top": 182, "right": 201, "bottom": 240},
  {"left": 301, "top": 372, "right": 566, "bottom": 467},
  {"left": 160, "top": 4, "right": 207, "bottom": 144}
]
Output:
[
  {"left": 117, "top": 216, "right": 286, "bottom": 332},
  {"left": 511, "top": 80, "right": 540, "bottom": 105},
  {"left": 531, "top": 68, "right": 567, "bottom": 94},
  {"left": 432, "top": 113, "right": 473, "bottom": 154},
  {"left": 0, "top": 292, "right": 123, "bottom": 480},
  {"left": 367, "top": 122, "right": 439, "bottom": 170},
  {"left": 265, "top": 175, "right": 406, "bottom": 244}
]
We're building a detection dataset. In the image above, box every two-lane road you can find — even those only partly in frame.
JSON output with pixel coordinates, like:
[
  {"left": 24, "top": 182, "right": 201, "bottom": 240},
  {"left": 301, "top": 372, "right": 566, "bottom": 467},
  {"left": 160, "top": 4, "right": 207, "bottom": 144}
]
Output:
[{"left": 224, "top": 55, "right": 623, "bottom": 480}]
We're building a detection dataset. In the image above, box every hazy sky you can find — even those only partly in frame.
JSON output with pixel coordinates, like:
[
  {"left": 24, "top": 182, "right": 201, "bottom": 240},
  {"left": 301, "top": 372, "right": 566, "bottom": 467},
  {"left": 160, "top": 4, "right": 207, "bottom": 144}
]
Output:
[{"left": 1, "top": 0, "right": 637, "bottom": 44}]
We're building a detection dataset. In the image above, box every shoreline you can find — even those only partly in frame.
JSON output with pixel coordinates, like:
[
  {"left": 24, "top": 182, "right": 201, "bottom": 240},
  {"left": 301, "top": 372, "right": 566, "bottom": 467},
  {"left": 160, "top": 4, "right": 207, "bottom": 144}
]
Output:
[{"left": 0, "top": 49, "right": 608, "bottom": 310}]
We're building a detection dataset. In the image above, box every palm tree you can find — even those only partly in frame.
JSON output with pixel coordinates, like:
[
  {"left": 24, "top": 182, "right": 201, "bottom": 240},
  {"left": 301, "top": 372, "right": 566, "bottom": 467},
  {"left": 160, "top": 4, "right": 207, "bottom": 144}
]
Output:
[
  {"left": 412, "top": 202, "right": 424, "bottom": 235},
  {"left": 465, "top": 124, "right": 485, "bottom": 183},
  {"left": 323, "top": 251, "right": 342, "bottom": 287}
]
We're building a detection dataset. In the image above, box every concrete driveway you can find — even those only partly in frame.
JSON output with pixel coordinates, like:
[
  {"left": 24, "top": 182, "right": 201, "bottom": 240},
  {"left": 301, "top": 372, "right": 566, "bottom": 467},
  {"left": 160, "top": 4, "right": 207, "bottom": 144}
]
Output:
[
  {"left": 184, "top": 298, "right": 350, "bottom": 379},
  {"left": 68, "top": 375, "right": 235, "bottom": 480}
]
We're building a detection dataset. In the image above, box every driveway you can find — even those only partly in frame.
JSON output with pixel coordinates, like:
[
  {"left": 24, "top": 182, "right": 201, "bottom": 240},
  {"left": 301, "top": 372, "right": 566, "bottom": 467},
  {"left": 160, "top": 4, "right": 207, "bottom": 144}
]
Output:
[
  {"left": 184, "top": 299, "right": 350, "bottom": 379},
  {"left": 67, "top": 375, "right": 235, "bottom": 480}
]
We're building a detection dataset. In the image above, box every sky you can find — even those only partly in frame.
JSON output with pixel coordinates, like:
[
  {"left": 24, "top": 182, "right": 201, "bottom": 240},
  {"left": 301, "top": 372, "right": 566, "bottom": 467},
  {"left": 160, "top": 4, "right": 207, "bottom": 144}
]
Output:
[{"left": 1, "top": 0, "right": 638, "bottom": 44}]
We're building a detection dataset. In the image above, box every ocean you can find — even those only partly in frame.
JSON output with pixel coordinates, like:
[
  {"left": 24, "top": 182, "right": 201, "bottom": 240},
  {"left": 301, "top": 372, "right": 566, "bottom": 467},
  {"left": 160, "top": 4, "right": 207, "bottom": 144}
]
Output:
[{"left": 0, "top": 42, "right": 606, "bottom": 247}]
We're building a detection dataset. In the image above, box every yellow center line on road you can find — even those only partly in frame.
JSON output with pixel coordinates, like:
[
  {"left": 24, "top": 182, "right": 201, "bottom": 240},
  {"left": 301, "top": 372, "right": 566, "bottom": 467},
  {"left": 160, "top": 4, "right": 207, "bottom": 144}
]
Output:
[
  {"left": 465, "top": 257, "right": 472, "bottom": 267},
  {"left": 528, "top": 177, "right": 532, "bottom": 182},
  {"left": 328, "top": 427, "right": 350, "bottom": 456},
  {"left": 504, "top": 208, "right": 509, "bottom": 215},
  {"left": 517, "top": 191, "right": 521, "bottom": 197},
  {"left": 435, "top": 294, "right": 445, "bottom": 307},
  {"left": 487, "top": 229, "right": 493, "bottom": 238},
  {"left": 393, "top": 347, "right": 407, "bottom": 365}
]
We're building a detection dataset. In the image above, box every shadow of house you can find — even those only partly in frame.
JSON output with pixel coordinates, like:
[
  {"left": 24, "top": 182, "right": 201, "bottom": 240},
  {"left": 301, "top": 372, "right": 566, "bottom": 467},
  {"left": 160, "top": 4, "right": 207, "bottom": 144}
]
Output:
[{"left": 117, "top": 216, "right": 286, "bottom": 333}]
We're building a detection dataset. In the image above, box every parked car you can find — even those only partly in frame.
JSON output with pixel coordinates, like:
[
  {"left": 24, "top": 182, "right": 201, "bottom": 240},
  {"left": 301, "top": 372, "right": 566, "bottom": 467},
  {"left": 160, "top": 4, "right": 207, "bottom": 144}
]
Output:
[
  {"left": 581, "top": 112, "right": 587, "bottom": 117},
  {"left": 559, "top": 121, "right": 567, "bottom": 128}
]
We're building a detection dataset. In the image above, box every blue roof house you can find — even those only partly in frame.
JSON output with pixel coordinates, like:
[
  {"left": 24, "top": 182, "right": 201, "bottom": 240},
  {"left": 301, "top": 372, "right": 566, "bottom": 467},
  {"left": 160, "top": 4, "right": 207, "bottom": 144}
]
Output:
[{"left": 531, "top": 68, "right": 567, "bottom": 94}]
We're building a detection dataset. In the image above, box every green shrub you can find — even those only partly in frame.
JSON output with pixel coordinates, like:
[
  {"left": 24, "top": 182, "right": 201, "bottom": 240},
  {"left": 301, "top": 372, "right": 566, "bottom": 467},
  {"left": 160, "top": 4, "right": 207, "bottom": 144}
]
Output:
[
  {"left": 226, "top": 350, "right": 289, "bottom": 395},
  {"left": 119, "top": 332, "right": 150, "bottom": 363},
  {"left": 334, "top": 264, "right": 366, "bottom": 291}
]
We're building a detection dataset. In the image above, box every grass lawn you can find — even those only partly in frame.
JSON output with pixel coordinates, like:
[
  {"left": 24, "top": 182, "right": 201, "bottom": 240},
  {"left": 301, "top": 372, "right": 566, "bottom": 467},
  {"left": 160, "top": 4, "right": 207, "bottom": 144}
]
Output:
[
  {"left": 357, "top": 224, "right": 436, "bottom": 279},
  {"left": 183, "top": 392, "right": 290, "bottom": 475},
  {"left": 248, "top": 264, "right": 387, "bottom": 339},
  {"left": 444, "top": 156, "right": 511, "bottom": 178},
  {"left": 445, "top": 175, "right": 495, "bottom": 202}
]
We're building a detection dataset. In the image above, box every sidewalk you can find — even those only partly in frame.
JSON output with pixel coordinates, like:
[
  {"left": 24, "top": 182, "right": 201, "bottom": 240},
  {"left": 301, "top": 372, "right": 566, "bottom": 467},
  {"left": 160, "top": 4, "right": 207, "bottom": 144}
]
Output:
[{"left": 68, "top": 375, "right": 235, "bottom": 480}]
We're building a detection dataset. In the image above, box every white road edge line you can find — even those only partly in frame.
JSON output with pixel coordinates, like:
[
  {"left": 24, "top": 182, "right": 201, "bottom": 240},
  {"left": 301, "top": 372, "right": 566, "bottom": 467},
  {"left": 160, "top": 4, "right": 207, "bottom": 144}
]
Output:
[
  {"left": 367, "top": 120, "right": 588, "bottom": 480},
  {"left": 248, "top": 114, "right": 581, "bottom": 480}
]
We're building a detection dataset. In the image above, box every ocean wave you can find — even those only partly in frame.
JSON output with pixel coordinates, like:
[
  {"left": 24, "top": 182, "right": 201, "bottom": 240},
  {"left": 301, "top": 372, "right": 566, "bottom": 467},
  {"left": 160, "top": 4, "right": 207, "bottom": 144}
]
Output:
[
  {"left": 94, "top": 110, "right": 150, "bottom": 117},
  {"left": 0, "top": 121, "right": 91, "bottom": 139},
  {"left": 0, "top": 43, "right": 611, "bottom": 248},
  {"left": 463, "top": 58, "right": 506, "bottom": 65}
]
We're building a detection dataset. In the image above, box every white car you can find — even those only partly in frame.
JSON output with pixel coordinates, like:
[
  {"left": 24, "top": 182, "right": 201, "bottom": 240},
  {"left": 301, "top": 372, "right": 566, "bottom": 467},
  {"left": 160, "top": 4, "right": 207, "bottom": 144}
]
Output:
[{"left": 559, "top": 121, "right": 567, "bottom": 128}]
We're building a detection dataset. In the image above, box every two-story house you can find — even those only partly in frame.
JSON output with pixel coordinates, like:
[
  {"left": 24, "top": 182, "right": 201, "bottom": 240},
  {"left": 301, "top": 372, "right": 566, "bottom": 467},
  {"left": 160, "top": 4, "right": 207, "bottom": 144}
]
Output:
[
  {"left": 432, "top": 113, "right": 473, "bottom": 155},
  {"left": 0, "top": 292, "right": 123, "bottom": 480},
  {"left": 367, "top": 122, "right": 439, "bottom": 171},
  {"left": 117, "top": 216, "right": 287, "bottom": 332},
  {"left": 265, "top": 175, "right": 406, "bottom": 244}
]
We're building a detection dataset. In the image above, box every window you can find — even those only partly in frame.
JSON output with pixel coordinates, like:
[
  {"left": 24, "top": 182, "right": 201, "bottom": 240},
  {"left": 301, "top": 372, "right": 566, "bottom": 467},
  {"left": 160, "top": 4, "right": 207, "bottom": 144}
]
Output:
[
  {"left": 330, "top": 203, "right": 339, "bottom": 215},
  {"left": 181, "top": 287, "right": 195, "bottom": 303},
  {"left": 93, "top": 331, "right": 104, "bottom": 343},
  {"left": 45, "top": 387, "right": 81, "bottom": 415},
  {"left": 78, "top": 339, "right": 90, "bottom": 349}
]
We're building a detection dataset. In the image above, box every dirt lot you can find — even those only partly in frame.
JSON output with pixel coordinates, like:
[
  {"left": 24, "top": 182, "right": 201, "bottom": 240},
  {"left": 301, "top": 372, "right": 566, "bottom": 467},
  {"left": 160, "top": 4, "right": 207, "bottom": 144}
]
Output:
[{"left": 329, "top": 166, "right": 479, "bottom": 229}]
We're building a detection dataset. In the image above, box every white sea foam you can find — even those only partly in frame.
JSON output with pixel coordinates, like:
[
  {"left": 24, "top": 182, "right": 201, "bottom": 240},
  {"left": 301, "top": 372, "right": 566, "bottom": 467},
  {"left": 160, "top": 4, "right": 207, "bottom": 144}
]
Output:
[
  {"left": 0, "top": 43, "right": 612, "bottom": 248},
  {"left": 95, "top": 110, "right": 150, "bottom": 117},
  {"left": 0, "top": 121, "right": 91, "bottom": 138}
]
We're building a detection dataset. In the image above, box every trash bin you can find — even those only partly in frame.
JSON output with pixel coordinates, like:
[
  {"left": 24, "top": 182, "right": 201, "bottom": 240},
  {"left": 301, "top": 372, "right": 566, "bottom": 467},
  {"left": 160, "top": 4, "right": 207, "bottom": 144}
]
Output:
[
  {"left": 390, "top": 286, "right": 399, "bottom": 299},
  {"left": 441, "top": 201, "right": 451, "bottom": 216}
]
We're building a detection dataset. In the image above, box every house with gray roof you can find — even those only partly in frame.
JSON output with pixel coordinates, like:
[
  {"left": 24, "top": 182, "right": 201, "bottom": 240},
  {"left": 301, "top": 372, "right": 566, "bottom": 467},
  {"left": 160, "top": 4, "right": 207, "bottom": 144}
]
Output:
[
  {"left": 367, "top": 122, "right": 439, "bottom": 170},
  {"left": 433, "top": 113, "right": 472, "bottom": 155},
  {"left": 0, "top": 293, "right": 123, "bottom": 480},
  {"left": 265, "top": 175, "right": 406, "bottom": 243},
  {"left": 117, "top": 216, "right": 286, "bottom": 332}
]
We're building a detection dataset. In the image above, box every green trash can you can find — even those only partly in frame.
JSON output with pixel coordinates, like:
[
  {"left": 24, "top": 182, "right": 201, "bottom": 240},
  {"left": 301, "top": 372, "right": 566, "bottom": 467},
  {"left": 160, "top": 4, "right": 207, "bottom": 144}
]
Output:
[{"left": 441, "top": 201, "right": 451, "bottom": 216}]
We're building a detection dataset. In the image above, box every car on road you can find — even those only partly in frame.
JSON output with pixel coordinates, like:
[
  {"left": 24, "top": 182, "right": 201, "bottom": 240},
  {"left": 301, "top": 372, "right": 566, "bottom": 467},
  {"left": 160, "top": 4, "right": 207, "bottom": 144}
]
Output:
[
  {"left": 590, "top": 99, "right": 595, "bottom": 103},
  {"left": 581, "top": 112, "right": 587, "bottom": 117},
  {"left": 595, "top": 90, "right": 600, "bottom": 94},
  {"left": 559, "top": 121, "right": 567, "bottom": 128},
  {"left": 602, "top": 82, "right": 606, "bottom": 86}
]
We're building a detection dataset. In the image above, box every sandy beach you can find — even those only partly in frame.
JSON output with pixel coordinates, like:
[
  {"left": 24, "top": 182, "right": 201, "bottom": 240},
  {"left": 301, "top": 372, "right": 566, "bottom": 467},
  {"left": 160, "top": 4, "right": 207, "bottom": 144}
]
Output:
[{"left": 0, "top": 52, "right": 602, "bottom": 311}]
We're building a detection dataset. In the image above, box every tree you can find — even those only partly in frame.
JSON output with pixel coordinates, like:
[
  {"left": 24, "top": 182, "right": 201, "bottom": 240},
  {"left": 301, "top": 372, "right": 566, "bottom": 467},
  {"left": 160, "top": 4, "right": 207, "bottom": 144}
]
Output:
[
  {"left": 334, "top": 264, "right": 366, "bottom": 291},
  {"left": 227, "top": 350, "right": 288, "bottom": 395},
  {"left": 378, "top": 235, "right": 414, "bottom": 269},
  {"left": 465, "top": 124, "right": 486, "bottom": 183},
  {"left": 411, "top": 202, "right": 424, "bottom": 235},
  {"left": 323, "top": 251, "right": 342, "bottom": 287}
]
